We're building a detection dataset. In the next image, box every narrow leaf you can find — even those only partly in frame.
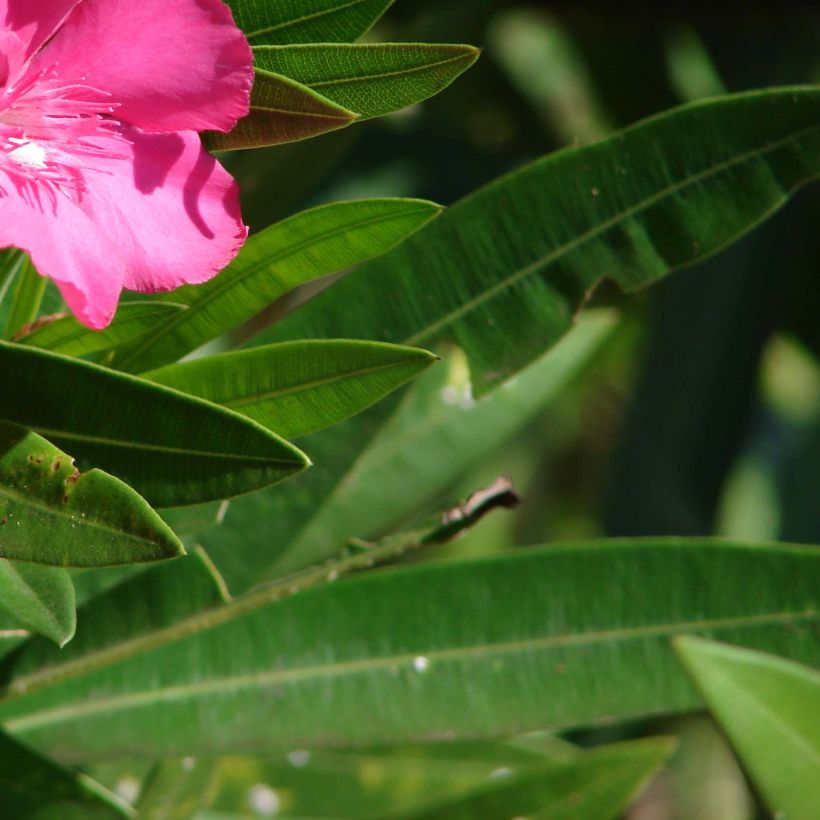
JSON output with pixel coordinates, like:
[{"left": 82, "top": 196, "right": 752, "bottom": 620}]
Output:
[
  {"left": 255, "top": 87, "right": 820, "bottom": 395},
  {"left": 252, "top": 43, "right": 480, "bottom": 119},
  {"left": 144, "top": 340, "right": 438, "bottom": 439},
  {"left": 674, "top": 637, "right": 820, "bottom": 819},
  {"left": 0, "top": 423, "right": 183, "bottom": 567},
  {"left": 0, "top": 540, "right": 815, "bottom": 759},
  {"left": 0, "top": 561, "right": 75, "bottom": 647},
  {"left": 112, "top": 198, "right": 442, "bottom": 374},
  {"left": 0, "top": 344, "right": 309, "bottom": 508},
  {"left": 227, "top": 0, "right": 394, "bottom": 46},
  {"left": 206, "top": 69, "right": 356, "bottom": 151}
]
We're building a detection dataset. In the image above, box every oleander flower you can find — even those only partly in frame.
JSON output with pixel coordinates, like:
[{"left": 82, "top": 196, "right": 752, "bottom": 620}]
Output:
[{"left": 0, "top": 0, "right": 253, "bottom": 329}]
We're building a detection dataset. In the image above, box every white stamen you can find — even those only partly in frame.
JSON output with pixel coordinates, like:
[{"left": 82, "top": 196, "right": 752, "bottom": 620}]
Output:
[{"left": 8, "top": 141, "right": 48, "bottom": 169}]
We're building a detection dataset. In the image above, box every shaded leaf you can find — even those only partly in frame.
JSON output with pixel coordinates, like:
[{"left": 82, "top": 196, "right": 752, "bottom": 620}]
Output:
[
  {"left": 206, "top": 70, "right": 356, "bottom": 151},
  {"left": 0, "top": 344, "right": 309, "bottom": 508},
  {"left": 0, "top": 560, "right": 75, "bottom": 647},
  {"left": 145, "top": 340, "right": 437, "bottom": 440},
  {"left": 0, "top": 540, "right": 816, "bottom": 759},
  {"left": 0, "top": 422, "right": 183, "bottom": 567},
  {"left": 396, "top": 738, "right": 673, "bottom": 820},
  {"left": 113, "top": 199, "right": 442, "bottom": 374},
  {"left": 255, "top": 87, "right": 820, "bottom": 395},
  {"left": 0, "top": 729, "right": 128, "bottom": 818},
  {"left": 674, "top": 637, "right": 820, "bottom": 819},
  {"left": 252, "top": 43, "right": 479, "bottom": 119}
]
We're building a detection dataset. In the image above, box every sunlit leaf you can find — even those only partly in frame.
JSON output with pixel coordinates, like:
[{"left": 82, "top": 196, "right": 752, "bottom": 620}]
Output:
[
  {"left": 0, "top": 540, "right": 815, "bottom": 759},
  {"left": 0, "top": 422, "right": 183, "bottom": 567},
  {"left": 256, "top": 87, "right": 820, "bottom": 395},
  {"left": 113, "top": 199, "right": 442, "bottom": 375},
  {"left": 145, "top": 340, "right": 437, "bottom": 439},
  {"left": 0, "top": 344, "right": 309, "bottom": 508},
  {"left": 252, "top": 43, "right": 479, "bottom": 119}
]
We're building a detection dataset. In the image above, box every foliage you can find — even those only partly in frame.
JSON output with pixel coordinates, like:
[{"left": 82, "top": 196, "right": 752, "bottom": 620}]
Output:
[{"left": 1, "top": 1, "right": 818, "bottom": 817}]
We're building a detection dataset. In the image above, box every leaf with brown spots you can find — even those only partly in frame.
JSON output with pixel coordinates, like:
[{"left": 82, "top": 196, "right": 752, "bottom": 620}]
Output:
[{"left": 0, "top": 423, "right": 183, "bottom": 567}]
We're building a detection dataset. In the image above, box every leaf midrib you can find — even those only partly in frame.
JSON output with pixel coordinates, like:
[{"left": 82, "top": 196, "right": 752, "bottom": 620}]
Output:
[
  {"left": 4, "top": 608, "right": 814, "bottom": 733},
  {"left": 271, "top": 51, "right": 474, "bottom": 91},
  {"left": 25, "top": 427, "right": 301, "bottom": 467},
  {"left": 221, "top": 358, "right": 422, "bottom": 409},
  {"left": 404, "top": 125, "right": 820, "bottom": 346},
  {"left": 702, "top": 665, "right": 820, "bottom": 768},
  {"left": 245, "top": 0, "right": 374, "bottom": 40},
  {"left": 0, "top": 484, "right": 164, "bottom": 549}
]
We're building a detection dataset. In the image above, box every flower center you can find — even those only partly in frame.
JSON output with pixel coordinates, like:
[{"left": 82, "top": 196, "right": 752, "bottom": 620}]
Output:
[{"left": 0, "top": 68, "right": 128, "bottom": 205}]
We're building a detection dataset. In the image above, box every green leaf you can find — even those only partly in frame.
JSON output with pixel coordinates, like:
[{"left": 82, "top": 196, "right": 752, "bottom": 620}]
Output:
[
  {"left": 674, "top": 637, "right": 820, "bottom": 819},
  {"left": 396, "top": 738, "right": 673, "bottom": 820},
  {"left": 3, "top": 257, "right": 46, "bottom": 341},
  {"left": 0, "top": 423, "right": 183, "bottom": 567},
  {"left": 17, "top": 302, "right": 185, "bottom": 362},
  {"left": 206, "top": 69, "right": 356, "bottom": 151},
  {"left": 0, "top": 540, "right": 816, "bottom": 759},
  {"left": 112, "top": 198, "right": 443, "bottom": 374},
  {"left": 227, "top": 0, "right": 394, "bottom": 46},
  {"left": 0, "top": 344, "right": 309, "bottom": 508},
  {"left": 0, "top": 729, "right": 129, "bottom": 818},
  {"left": 0, "top": 561, "right": 75, "bottom": 647},
  {"left": 252, "top": 43, "right": 480, "bottom": 120},
  {"left": 279, "top": 312, "right": 616, "bottom": 575},
  {"left": 144, "top": 340, "right": 438, "bottom": 440},
  {"left": 255, "top": 87, "right": 820, "bottom": 395}
]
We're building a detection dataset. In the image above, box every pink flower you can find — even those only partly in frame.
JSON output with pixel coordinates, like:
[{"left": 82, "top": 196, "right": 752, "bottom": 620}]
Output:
[{"left": 0, "top": 0, "right": 253, "bottom": 329}]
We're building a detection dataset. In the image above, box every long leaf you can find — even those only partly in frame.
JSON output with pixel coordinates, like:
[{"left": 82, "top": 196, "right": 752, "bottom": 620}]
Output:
[
  {"left": 226, "top": 0, "right": 394, "bottom": 46},
  {"left": 0, "top": 560, "right": 75, "bottom": 647},
  {"left": 206, "top": 69, "right": 356, "bottom": 151},
  {"left": 254, "top": 86, "right": 820, "bottom": 395},
  {"left": 252, "top": 43, "right": 480, "bottom": 119},
  {"left": 112, "top": 198, "right": 442, "bottom": 374},
  {"left": 0, "top": 540, "right": 815, "bottom": 760},
  {"left": 0, "top": 344, "right": 309, "bottom": 508},
  {"left": 0, "top": 423, "right": 183, "bottom": 567},
  {"left": 674, "top": 637, "right": 820, "bottom": 819},
  {"left": 17, "top": 302, "right": 186, "bottom": 361},
  {"left": 144, "top": 340, "right": 437, "bottom": 440}
]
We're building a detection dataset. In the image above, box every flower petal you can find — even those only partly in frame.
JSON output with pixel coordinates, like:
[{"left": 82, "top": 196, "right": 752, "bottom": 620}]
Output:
[
  {"left": 30, "top": 0, "right": 252, "bottom": 133},
  {"left": 0, "top": 0, "right": 80, "bottom": 86},
  {"left": 0, "top": 129, "right": 246, "bottom": 329}
]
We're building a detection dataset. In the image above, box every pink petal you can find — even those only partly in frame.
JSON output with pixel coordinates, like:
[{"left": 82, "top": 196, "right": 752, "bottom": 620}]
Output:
[
  {"left": 0, "top": 1, "right": 80, "bottom": 87},
  {"left": 30, "top": 0, "right": 252, "bottom": 134},
  {"left": 0, "top": 128, "right": 246, "bottom": 329}
]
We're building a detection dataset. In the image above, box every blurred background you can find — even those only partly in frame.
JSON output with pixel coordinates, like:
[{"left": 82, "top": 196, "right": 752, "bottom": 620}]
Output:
[{"left": 108, "top": 2, "right": 820, "bottom": 817}]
